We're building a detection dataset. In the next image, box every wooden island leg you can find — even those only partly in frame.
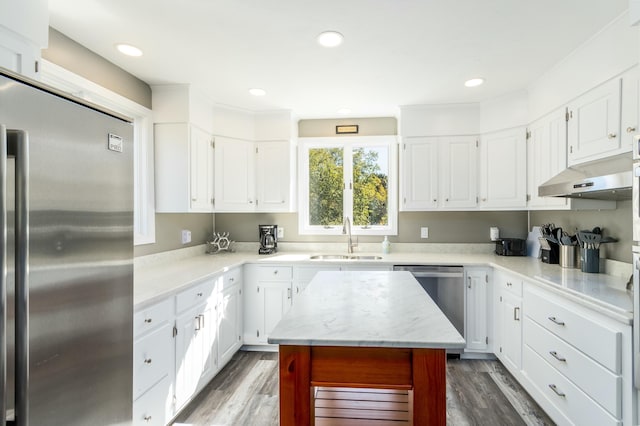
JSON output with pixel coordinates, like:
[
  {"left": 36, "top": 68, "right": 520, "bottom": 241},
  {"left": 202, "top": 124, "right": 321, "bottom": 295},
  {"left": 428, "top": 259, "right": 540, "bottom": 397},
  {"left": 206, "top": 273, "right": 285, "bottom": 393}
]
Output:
[
  {"left": 412, "top": 348, "right": 446, "bottom": 426},
  {"left": 279, "top": 345, "right": 312, "bottom": 426}
]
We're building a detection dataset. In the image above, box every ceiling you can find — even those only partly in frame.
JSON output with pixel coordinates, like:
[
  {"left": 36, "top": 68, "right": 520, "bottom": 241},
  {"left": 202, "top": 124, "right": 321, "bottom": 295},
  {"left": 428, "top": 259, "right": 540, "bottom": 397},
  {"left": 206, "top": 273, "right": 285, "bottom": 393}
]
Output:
[{"left": 48, "top": 0, "right": 629, "bottom": 119}]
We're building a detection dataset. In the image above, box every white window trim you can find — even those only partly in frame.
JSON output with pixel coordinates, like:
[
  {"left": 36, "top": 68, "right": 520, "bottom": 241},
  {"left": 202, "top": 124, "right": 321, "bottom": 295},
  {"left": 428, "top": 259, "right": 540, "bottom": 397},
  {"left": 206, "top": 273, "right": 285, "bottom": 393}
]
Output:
[
  {"left": 298, "top": 135, "right": 398, "bottom": 236},
  {"left": 40, "top": 59, "right": 156, "bottom": 245}
]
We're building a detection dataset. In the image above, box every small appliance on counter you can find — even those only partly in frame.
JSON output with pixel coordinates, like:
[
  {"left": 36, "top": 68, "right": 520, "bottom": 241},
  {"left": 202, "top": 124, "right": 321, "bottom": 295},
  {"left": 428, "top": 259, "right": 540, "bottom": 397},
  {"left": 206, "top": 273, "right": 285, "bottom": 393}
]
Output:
[
  {"left": 259, "top": 224, "right": 278, "bottom": 254},
  {"left": 494, "top": 238, "right": 526, "bottom": 256}
]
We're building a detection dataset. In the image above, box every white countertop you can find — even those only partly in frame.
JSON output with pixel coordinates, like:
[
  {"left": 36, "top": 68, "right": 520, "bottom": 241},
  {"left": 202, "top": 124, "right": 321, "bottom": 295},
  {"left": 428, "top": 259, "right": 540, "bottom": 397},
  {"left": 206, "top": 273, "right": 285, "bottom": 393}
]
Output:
[
  {"left": 267, "top": 271, "right": 466, "bottom": 349},
  {"left": 134, "top": 246, "right": 633, "bottom": 323}
]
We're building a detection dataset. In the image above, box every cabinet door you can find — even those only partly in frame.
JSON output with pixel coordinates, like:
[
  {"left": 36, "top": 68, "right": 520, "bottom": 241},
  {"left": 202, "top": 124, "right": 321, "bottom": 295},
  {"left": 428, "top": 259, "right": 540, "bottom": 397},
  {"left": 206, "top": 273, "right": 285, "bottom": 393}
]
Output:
[
  {"left": 214, "top": 137, "right": 255, "bottom": 211},
  {"left": 190, "top": 125, "right": 214, "bottom": 211},
  {"left": 255, "top": 141, "right": 291, "bottom": 211},
  {"left": 262, "top": 281, "right": 292, "bottom": 343},
  {"left": 527, "top": 109, "right": 568, "bottom": 209},
  {"left": 218, "top": 283, "right": 242, "bottom": 366},
  {"left": 567, "top": 78, "right": 622, "bottom": 165},
  {"left": 465, "top": 268, "right": 489, "bottom": 352},
  {"left": 440, "top": 136, "right": 478, "bottom": 209},
  {"left": 479, "top": 128, "right": 527, "bottom": 209},
  {"left": 501, "top": 291, "right": 522, "bottom": 372},
  {"left": 621, "top": 67, "right": 639, "bottom": 152},
  {"left": 174, "top": 303, "right": 214, "bottom": 411},
  {"left": 401, "top": 137, "right": 438, "bottom": 210},
  {"left": 292, "top": 265, "right": 341, "bottom": 299}
]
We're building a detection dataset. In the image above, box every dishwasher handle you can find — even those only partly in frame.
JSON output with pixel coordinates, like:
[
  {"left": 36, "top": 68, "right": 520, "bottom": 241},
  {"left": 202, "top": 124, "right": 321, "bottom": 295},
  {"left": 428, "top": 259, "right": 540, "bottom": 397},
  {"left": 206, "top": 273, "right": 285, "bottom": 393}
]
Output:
[{"left": 409, "top": 271, "right": 464, "bottom": 278}]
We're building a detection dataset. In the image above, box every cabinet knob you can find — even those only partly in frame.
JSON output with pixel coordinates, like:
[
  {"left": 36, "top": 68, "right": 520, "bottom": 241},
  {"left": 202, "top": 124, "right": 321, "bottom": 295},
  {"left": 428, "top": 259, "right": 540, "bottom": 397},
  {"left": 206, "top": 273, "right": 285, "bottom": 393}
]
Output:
[
  {"left": 197, "top": 292, "right": 203, "bottom": 297},
  {"left": 628, "top": 126, "right": 637, "bottom": 133},
  {"left": 482, "top": 198, "right": 487, "bottom": 202},
  {"left": 144, "top": 318, "right": 152, "bottom": 323},
  {"left": 608, "top": 133, "right": 617, "bottom": 139},
  {"left": 192, "top": 198, "right": 197, "bottom": 202},
  {"left": 144, "top": 415, "right": 152, "bottom": 422},
  {"left": 281, "top": 200, "right": 285, "bottom": 203},
  {"left": 249, "top": 199, "right": 254, "bottom": 204},
  {"left": 273, "top": 270, "right": 278, "bottom": 275},
  {"left": 229, "top": 277, "right": 235, "bottom": 282},
  {"left": 144, "top": 358, "right": 152, "bottom": 364},
  {"left": 433, "top": 199, "right": 437, "bottom": 202},
  {"left": 445, "top": 198, "right": 449, "bottom": 202}
]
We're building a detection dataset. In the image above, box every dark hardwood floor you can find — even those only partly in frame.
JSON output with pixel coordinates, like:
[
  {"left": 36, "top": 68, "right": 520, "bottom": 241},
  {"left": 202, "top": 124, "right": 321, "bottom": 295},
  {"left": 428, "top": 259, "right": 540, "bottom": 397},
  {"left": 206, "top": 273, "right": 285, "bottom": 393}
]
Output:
[{"left": 172, "top": 351, "right": 555, "bottom": 426}]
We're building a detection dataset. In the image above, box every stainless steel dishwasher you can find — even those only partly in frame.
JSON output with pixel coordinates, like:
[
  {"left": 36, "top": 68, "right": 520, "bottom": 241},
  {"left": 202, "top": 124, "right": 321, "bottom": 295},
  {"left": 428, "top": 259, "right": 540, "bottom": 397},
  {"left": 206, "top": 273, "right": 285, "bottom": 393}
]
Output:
[{"left": 393, "top": 265, "right": 465, "bottom": 350}]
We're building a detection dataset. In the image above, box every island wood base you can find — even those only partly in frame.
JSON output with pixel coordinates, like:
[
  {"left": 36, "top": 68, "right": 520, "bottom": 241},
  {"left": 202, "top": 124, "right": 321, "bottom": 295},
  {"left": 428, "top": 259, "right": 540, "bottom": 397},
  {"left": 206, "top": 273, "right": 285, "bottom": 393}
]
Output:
[{"left": 278, "top": 345, "right": 446, "bottom": 426}]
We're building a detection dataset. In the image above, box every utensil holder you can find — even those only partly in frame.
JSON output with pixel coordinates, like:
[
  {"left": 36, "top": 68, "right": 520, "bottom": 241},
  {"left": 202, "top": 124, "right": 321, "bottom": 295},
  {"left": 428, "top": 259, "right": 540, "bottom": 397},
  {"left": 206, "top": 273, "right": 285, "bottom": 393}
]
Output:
[
  {"left": 580, "top": 248, "right": 600, "bottom": 273},
  {"left": 559, "top": 245, "right": 577, "bottom": 268}
]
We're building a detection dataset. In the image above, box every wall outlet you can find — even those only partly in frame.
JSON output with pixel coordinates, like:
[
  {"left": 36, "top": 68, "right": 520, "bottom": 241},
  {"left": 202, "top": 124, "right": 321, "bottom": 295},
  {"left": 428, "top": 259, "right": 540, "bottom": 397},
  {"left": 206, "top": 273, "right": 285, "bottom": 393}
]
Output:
[
  {"left": 181, "top": 229, "right": 192, "bottom": 244},
  {"left": 277, "top": 227, "right": 284, "bottom": 239},
  {"left": 420, "top": 227, "right": 429, "bottom": 239}
]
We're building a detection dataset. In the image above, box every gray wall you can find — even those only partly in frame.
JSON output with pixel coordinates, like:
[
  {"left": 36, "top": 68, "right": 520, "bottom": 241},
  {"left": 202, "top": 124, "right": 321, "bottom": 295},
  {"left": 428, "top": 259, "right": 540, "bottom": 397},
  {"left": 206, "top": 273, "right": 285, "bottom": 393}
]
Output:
[
  {"left": 215, "top": 211, "right": 528, "bottom": 244},
  {"left": 134, "top": 214, "right": 214, "bottom": 257},
  {"left": 530, "top": 200, "right": 631, "bottom": 263},
  {"left": 299, "top": 117, "right": 397, "bottom": 137},
  {"left": 42, "top": 28, "right": 152, "bottom": 109}
]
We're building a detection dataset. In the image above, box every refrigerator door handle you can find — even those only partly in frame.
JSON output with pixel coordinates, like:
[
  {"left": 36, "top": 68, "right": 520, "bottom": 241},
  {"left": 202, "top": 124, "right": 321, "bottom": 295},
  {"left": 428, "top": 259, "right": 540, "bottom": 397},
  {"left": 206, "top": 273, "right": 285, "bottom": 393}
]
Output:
[
  {"left": 7, "top": 129, "right": 28, "bottom": 426},
  {"left": 0, "top": 125, "right": 7, "bottom": 426}
]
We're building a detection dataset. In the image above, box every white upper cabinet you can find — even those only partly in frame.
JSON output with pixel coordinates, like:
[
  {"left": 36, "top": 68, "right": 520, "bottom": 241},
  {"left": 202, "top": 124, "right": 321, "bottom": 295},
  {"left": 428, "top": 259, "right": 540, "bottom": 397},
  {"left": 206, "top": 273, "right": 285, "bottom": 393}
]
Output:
[
  {"left": 153, "top": 85, "right": 215, "bottom": 213},
  {"left": 255, "top": 141, "right": 292, "bottom": 212},
  {"left": 479, "top": 127, "right": 527, "bottom": 209},
  {"left": 155, "top": 123, "right": 214, "bottom": 212},
  {"left": 566, "top": 78, "right": 623, "bottom": 165},
  {"left": 0, "top": 0, "right": 47, "bottom": 79},
  {"left": 527, "top": 108, "right": 569, "bottom": 209},
  {"left": 401, "top": 136, "right": 477, "bottom": 210},
  {"left": 621, "top": 67, "right": 639, "bottom": 151},
  {"left": 214, "top": 137, "right": 255, "bottom": 212}
]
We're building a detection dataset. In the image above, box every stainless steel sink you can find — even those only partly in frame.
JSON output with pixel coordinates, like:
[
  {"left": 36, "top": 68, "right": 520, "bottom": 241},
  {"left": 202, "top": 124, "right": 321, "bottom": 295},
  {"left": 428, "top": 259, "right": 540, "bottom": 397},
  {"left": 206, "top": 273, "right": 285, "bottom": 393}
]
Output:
[
  {"left": 309, "top": 254, "right": 383, "bottom": 260},
  {"left": 309, "top": 254, "right": 351, "bottom": 260}
]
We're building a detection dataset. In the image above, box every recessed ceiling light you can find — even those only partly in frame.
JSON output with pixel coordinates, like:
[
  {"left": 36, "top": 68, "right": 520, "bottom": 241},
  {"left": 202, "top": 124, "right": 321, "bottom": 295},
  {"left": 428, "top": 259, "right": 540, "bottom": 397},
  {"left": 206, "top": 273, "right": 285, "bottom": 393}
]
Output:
[
  {"left": 337, "top": 107, "right": 351, "bottom": 114},
  {"left": 249, "top": 88, "right": 266, "bottom": 96},
  {"left": 116, "top": 43, "right": 143, "bottom": 57},
  {"left": 464, "top": 78, "right": 484, "bottom": 87},
  {"left": 317, "top": 31, "right": 344, "bottom": 48}
]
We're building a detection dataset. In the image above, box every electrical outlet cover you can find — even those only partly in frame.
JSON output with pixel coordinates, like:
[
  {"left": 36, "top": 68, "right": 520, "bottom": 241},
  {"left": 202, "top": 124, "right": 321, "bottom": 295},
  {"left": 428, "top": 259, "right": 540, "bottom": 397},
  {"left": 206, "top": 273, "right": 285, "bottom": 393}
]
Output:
[
  {"left": 277, "top": 227, "right": 284, "bottom": 239},
  {"left": 420, "top": 227, "right": 429, "bottom": 239},
  {"left": 181, "top": 229, "right": 192, "bottom": 244}
]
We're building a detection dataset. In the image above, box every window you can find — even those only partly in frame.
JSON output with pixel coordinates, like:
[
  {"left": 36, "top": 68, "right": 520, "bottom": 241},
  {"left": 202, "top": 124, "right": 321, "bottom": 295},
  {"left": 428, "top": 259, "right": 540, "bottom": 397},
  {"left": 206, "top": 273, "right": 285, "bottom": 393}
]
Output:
[{"left": 299, "top": 136, "right": 398, "bottom": 235}]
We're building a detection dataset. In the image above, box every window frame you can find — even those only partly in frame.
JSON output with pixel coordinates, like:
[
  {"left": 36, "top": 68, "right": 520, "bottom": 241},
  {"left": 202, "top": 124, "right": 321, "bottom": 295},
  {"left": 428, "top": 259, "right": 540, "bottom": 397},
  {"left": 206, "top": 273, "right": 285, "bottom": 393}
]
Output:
[{"left": 298, "top": 135, "right": 398, "bottom": 236}]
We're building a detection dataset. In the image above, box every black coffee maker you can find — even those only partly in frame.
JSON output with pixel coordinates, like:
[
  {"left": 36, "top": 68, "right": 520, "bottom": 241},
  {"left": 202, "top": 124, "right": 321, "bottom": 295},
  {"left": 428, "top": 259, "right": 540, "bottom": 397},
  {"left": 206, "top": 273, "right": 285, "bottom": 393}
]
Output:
[{"left": 258, "top": 225, "right": 278, "bottom": 254}]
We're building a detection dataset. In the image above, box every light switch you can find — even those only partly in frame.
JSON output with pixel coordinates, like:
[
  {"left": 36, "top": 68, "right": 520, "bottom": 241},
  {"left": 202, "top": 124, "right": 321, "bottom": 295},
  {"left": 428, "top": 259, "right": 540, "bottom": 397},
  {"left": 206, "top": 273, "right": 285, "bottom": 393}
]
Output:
[{"left": 181, "top": 229, "right": 192, "bottom": 244}]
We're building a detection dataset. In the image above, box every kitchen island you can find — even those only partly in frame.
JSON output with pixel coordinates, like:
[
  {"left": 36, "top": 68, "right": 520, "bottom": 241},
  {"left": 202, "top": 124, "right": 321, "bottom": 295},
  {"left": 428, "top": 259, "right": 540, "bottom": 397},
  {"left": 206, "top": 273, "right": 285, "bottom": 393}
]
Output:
[{"left": 268, "top": 270, "right": 466, "bottom": 426}]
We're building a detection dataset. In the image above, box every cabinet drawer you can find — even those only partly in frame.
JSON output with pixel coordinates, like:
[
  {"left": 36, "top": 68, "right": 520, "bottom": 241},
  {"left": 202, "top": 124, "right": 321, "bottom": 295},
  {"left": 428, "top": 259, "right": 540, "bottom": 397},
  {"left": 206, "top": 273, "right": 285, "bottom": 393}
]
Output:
[
  {"left": 494, "top": 269, "right": 522, "bottom": 296},
  {"left": 294, "top": 266, "right": 340, "bottom": 282},
  {"left": 222, "top": 267, "right": 242, "bottom": 289},
  {"left": 134, "top": 298, "right": 173, "bottom": 338},
  {"left": 523, "top": 345, "right": 620, "bottom": 426},
  {"left": 133, "top": 323, "right": 174, "bottom": 400},
  {"left": 524, "top": 318, "right": 621, "bottom": 418},
  {"left": 133, "top": 375, "right": 173, "bottom": 426},
  {"left": 176, "top": 279, "right": 215, "bottom": 313},
  {"left": 524, "top": 286, "right": 621, "bottom": 373},
  {"left": 256, "top": 266, "right": 292, "bottom": 281}
]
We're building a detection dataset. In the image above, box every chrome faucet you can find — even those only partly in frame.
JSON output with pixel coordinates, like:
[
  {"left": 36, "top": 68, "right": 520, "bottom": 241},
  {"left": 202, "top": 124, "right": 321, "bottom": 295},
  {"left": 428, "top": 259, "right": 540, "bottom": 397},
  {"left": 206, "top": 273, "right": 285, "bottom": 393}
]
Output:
[{"left": 342, "top": 216, "right": 358, "bottom": 253}]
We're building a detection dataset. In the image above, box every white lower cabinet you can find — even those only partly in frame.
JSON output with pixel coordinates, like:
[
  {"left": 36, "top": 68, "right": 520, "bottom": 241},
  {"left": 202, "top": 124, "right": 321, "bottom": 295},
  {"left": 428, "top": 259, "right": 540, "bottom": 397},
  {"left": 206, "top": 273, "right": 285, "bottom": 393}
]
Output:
[
  {"left": 174, "top": 280, "right": 217, "bottom": 412},
  {"left": 464, "top": 267, "right": 491, "bottom": 353},
  {"left": 521, "top": 283, "right": 632, "bottom": 426},
  {"left": 292, "top": 265, "right": 341, "bottom": 299},
  {"left": 133, "top": 298, "right": 175, "bottom": 426},
  {"left": 133, "top": 267, "right": 244, "bottom": 425},
  {"left": 243, "top": 265, "right": 293, "bottom": 344},
  {"left": 493, "top": 269, "right": 523, "bottom": 374}
]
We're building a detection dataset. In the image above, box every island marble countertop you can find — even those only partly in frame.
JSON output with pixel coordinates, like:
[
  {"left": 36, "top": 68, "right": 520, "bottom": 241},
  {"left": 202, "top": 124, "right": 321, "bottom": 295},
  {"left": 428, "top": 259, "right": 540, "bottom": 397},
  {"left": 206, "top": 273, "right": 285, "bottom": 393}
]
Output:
[
  {"left": 267, "top": 270, "right": 466, "bottom": 349},
  {"left": 134, "top": 246, "right": 632, "bottom": 322}
]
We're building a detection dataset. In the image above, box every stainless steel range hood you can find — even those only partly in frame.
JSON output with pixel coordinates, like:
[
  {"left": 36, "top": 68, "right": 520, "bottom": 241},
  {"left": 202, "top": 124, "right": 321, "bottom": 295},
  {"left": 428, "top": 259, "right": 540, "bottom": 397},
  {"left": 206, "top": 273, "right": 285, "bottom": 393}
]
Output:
[{"left": 538, "top": 154, "right": 632, "bottom": 200}]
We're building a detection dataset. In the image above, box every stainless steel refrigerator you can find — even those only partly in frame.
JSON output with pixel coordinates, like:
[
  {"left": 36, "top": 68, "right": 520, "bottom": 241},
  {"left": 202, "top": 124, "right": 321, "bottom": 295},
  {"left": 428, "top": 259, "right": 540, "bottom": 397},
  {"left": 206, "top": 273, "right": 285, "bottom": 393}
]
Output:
[{"left": 0, "top": 69, "right": 133, "bottom": 425}]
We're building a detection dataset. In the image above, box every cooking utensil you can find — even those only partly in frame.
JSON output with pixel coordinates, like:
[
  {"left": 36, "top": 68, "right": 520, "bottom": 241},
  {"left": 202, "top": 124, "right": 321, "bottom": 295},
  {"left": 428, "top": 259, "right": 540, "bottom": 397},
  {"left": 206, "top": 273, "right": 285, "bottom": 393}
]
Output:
[{"left": 579, "top": 231, "right": 601, "bottom": 249}]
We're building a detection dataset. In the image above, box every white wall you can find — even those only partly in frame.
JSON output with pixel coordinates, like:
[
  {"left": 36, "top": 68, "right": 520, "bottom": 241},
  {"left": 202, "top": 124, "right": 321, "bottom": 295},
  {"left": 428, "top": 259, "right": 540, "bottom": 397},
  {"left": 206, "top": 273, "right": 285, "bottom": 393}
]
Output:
[
  {"left": 479, "top": 90, "right": 529, "bottom": 134},
  {"left": 400, "top": 103, "right": 480, "bottom": 136}
]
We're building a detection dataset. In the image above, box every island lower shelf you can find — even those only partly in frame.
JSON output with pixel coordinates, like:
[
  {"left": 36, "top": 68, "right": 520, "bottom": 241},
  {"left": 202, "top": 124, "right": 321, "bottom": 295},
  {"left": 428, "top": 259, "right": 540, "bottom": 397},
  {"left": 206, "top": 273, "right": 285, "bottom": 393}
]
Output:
[{"left": 278, "top": 345, "right": 446, "bottom": 426}]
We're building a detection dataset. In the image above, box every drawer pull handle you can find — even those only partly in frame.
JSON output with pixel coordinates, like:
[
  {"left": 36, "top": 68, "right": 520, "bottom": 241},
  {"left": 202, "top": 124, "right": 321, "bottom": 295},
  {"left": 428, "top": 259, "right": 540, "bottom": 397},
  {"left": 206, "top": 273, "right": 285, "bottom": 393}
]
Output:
[
  {"left": 195, "top": 316, "right": 201, "bottom": 331},
  {"left": 144, "top": 415, "right": 152, "bottom": 422},
  {"left": 513, "top": 307, "right": 520, "bottom": 321},
  {"left": 144, "top": 318, "right": 152, "bottom": 323},
  {"left": 547, "top": 316, "right": 565, "bottom": 326},
  {"left": 549, "top": 351, "right": 566, "bottom": 362},
  {"left": 144, "top": 358, "right": 152, "bottom": 364},
  {"left": 548, "top": 384, "right": 566, "bottom": 398}
]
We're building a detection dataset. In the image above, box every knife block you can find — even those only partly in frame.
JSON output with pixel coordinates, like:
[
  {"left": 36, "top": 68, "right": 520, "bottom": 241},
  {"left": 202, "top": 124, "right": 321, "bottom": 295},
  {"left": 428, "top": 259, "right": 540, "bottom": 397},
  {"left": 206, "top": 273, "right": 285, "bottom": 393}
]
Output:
[{"left": 541, "top": 243, "right": 559, "bottom": 264}]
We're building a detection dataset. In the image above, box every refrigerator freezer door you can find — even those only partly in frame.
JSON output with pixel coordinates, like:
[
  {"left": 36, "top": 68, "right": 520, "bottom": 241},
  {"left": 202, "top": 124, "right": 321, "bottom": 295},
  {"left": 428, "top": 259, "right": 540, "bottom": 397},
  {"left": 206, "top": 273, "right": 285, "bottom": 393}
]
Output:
[{"left": 0, "top": 72, "right": 134, "bottom": 425}]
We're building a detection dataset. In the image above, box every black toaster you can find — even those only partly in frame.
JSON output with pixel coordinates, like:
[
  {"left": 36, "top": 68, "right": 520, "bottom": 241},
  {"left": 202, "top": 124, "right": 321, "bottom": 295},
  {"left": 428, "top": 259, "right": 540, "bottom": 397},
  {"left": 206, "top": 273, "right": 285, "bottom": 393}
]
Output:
[{"left": 495, "top": 238, "right": 526, "bottom": 256}]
